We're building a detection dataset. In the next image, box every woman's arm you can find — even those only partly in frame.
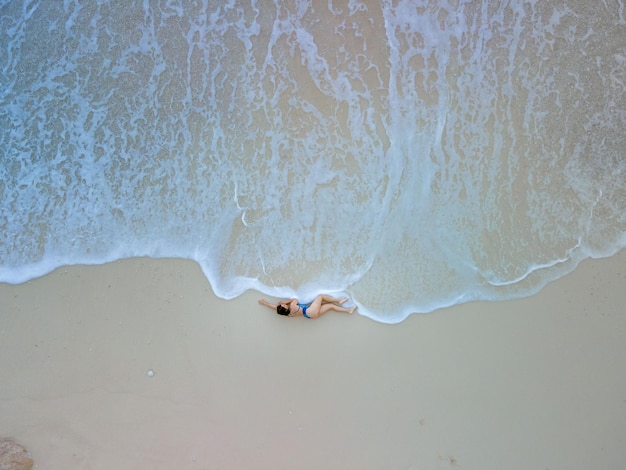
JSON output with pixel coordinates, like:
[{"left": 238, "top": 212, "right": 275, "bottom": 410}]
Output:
[{"left": 258, "top": 299, "right": 277, "bottom": 311}]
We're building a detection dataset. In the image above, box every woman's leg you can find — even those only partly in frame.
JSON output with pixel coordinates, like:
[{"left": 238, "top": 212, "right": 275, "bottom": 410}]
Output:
[
  {"left": 306, "top": 295, "right": 355, "bottom": 318},
  {"left": 317, "top": 303, "right": 355, "bottom": 317},
  {"left": 319, "top": 294, "right": 348, "bottom": 305}
]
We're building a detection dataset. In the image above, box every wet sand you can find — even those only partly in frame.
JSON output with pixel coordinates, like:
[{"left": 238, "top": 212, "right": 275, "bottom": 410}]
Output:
[{"left": 1, "top": 250, "right": 625, "bottom": 469}]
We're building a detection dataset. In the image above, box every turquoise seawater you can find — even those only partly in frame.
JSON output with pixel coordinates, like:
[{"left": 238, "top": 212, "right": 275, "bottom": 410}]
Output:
[{"left": 1, "top": 1, "right": 625, "bottom": 322}]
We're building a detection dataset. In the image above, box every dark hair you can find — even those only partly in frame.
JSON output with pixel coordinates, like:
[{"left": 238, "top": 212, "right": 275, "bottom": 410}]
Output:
[{"left": 276, "top": 304, "right": 290, "bottom": 316}]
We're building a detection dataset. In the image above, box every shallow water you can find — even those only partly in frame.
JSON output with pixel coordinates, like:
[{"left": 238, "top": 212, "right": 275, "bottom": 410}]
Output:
[{"left": 1, "top": 1, "right": 625, "bottom": 322}]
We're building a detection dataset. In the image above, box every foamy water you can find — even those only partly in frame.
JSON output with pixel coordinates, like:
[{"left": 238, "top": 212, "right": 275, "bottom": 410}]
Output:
[{"left": 1, "top": 1, "right": 625, "bottom": 322}]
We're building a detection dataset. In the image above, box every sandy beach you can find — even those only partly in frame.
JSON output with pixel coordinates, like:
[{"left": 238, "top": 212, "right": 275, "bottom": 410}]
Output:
[{"left": 1, "top": 250, "right": 625, "bottom": 469}]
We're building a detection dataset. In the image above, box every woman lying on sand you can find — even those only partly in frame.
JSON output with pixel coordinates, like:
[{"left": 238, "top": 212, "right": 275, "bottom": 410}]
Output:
[{"left": 258, "top": 294, "right": 356, "bottom": 319}]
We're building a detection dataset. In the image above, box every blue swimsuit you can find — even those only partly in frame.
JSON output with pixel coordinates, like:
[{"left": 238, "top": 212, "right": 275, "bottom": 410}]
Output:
[{"left": 297, "top": 303, "right": 311, "bottom": 318}]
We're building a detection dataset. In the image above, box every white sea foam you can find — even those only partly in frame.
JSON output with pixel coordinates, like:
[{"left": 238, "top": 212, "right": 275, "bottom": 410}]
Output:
[{"left": 1, "top": 1, "right": 625, "bottom": 323}]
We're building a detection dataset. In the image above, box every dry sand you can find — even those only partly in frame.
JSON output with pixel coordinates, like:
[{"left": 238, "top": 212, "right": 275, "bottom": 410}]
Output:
[{"left": 1, "top": 250, "right": 625, "bottom": 469}]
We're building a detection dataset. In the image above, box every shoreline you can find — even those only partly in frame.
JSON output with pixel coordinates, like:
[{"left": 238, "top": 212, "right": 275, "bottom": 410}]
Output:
[
  {"left": 2, "top": 248, "right": 623, "bottom": 324},
  {"left": 1, "top": 250, "right": 625, "bottom": 469}
]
